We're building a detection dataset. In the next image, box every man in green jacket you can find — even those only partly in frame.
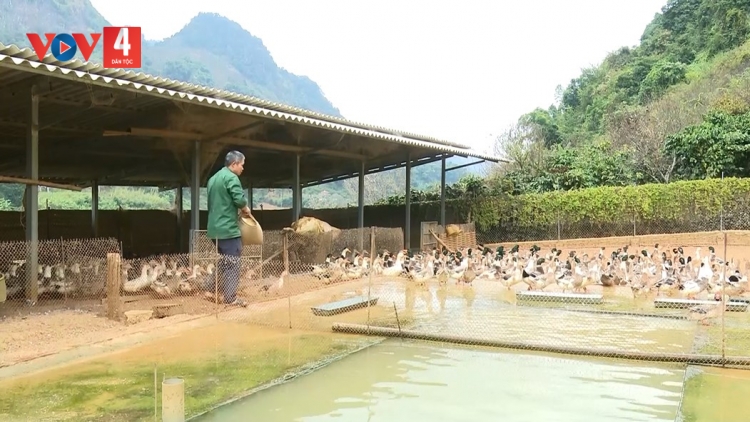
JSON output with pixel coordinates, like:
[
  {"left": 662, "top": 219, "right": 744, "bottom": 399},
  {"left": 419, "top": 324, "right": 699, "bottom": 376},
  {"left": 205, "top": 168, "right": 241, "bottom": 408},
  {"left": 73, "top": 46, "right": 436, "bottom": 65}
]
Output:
[{"left": 204, "top": 150, "right": 252, "bottom": 307}]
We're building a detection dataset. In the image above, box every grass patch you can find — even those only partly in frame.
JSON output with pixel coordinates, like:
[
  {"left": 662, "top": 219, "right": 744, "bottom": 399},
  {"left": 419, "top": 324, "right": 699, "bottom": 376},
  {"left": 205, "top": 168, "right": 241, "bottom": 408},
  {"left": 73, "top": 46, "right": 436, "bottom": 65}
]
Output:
[
  {"left": 680, "top": 367, "right": 750, "bottom": 422},
  {"left": 698, "top": 325, "right": 750, "bottom": 357},
  {"left": 0, "top": 332, "right": 360, "bottom": 421}
]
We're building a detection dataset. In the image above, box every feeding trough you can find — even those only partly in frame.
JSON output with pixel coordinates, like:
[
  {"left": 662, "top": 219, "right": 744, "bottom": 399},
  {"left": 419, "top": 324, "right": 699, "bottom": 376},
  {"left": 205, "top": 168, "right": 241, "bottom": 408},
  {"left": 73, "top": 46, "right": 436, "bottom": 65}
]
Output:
[
  {"left": 311, "top": 295, "right": 379, "bottom": 317},
  {"left": 654, "top": 298, "right": 748, "bottom": 312},
  {"left": 516, "top": 291, "right": 603, "bottom": 305},
  {"left": 727, "top": 297, "right": 750, "bottom": 305}
]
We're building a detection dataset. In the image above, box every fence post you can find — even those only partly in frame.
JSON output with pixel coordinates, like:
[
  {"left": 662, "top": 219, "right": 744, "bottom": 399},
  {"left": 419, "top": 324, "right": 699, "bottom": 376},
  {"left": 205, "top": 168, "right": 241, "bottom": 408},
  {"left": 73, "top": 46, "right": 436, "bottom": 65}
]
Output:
[
  {"left": 106, "top": 252, "right": 122, "bottom": 321},
  {"left": 721, "top": 230, "right": 728, "bottom": 364},
  {"left": 59, "top": 237, "right": 67, "bottom": 304},
  {"left": 720, "top": 171, "right": 725, "bottom": 231},
  {"left": 188, "top": 229, "right": 194, "bottom": 268},
  {"left": 367, "top": 226, "right": 376, "bottom": 331},
  {"left": 282, "top": 231, "right": 290, "bottom": 274}
]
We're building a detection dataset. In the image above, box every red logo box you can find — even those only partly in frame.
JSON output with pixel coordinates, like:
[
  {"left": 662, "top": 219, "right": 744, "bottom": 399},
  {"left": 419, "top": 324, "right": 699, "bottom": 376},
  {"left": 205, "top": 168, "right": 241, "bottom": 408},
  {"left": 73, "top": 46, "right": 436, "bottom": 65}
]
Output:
[{"left": 103, "top": 26, "right": 142, "bottom": 69}]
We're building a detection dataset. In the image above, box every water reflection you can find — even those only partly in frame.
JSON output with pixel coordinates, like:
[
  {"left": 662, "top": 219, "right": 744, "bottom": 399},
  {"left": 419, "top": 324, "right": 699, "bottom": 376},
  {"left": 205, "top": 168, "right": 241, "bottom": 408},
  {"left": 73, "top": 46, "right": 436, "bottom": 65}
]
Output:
[
  {"left": 195, "top": 340, "right": 684, "bottom": 422},
  {"left": 369, "top": 281, "right": 695, "bottom": 354}
]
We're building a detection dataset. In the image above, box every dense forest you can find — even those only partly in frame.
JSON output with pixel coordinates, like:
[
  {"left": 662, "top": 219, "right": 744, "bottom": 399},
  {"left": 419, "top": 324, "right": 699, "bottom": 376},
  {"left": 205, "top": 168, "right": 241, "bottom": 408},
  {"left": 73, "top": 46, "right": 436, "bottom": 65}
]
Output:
[{"left": 382, "top": 0, "right": 750, "bottom": 204}]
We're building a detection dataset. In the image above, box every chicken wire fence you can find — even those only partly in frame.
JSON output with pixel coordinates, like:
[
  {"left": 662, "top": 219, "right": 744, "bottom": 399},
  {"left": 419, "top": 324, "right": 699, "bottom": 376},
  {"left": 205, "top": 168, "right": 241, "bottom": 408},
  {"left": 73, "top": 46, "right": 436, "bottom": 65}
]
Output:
[
  {"left": 98, "top": 226, "right": 404, "bottom": 324},
  {"left": 4, "top": 223, "right": 748, "bottom": 369},
  {"left": 0, "top": 237, "right": 121, "bottom": 316},
  {"left": 330, "top": 229, "right": 750, "bottom": 369},
  {"left": 477, "top": 200, "right": 750, "bottom": 244},
  {"left": 176, "top": 224, "right": 749, "bottom": 369}
]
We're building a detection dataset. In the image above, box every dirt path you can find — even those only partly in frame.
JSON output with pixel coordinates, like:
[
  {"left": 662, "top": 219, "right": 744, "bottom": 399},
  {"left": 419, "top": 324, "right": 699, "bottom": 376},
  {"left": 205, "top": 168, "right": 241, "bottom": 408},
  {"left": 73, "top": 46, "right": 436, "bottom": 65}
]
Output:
[
  {"left": 0, "top": 310, "right": 213, "bottom": 372},
  {"left": 0, "top": 276, "right": 384, "bottom": 379}
]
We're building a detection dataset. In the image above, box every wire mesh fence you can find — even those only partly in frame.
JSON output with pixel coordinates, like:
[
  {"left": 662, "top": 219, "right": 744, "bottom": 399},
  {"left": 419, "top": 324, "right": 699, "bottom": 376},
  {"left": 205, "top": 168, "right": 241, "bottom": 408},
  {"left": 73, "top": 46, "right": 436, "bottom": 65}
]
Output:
[
  {"left": 336, "top": 229, "right": 750, "bottom": 368},
  {"left": 2, "top": 221, "right": 749, "bottom": 368},
  {"left": 5, "top": 221, "right": 750, "bottom": 420},
  {"left": 477, "top": 201, "right": 750, "bottom": 244},
  {"left": 87, "top": 223, "right": 750, "bottom": 368},
  {"left": 0, "top": 237, "right": 120, "bottom": 316}
]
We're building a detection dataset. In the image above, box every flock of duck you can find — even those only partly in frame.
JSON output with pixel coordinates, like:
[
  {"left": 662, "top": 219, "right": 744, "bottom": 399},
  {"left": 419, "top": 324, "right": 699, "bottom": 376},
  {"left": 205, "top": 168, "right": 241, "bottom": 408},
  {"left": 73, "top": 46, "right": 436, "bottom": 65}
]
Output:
[
  {"left": 3, "top": 242, "right": 749, "bottom": 318},
  {"left": 314, "top": 243, "right": 750, "bottom": 301},
  {"left": 1, "top": 256, "right": 287, "bottom": 302},
  {"left": 1, "top": 257, "right": 106, "bottom": 299},
  {"left": 118, "top": 257, "right": 291, "bottom": 297},
  {"left": 310, "top": 243, "right": 749, "bottom": 324}
]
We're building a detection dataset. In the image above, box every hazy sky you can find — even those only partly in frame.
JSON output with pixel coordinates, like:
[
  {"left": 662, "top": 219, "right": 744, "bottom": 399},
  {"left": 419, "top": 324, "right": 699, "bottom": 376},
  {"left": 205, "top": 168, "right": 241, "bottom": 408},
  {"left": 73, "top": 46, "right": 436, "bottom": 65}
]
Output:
[{"left": 90, "top": 0, "right": 666, "bottom": 152}]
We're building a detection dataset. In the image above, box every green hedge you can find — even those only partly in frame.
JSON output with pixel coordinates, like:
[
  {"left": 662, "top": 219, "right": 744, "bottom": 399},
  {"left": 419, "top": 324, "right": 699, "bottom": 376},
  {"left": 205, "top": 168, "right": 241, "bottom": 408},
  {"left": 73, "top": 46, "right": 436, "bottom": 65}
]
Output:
[{"left": 439, "top": 178, "right": 750, "bottom": 231}]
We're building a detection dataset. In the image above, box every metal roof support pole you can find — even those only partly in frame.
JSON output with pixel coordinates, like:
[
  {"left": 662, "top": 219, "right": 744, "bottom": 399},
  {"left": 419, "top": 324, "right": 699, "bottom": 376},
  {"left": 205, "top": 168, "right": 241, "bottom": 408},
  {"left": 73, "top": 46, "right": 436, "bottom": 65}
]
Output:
[
  {"left": 248, "top": 182, "right": 254, "bottom": 210},
  {"left": 190, "top": 140, "right": 201, "bottom": 254},
  {"left": 175, "top": 186, "right": 183, "bottom": 253},
  {"left": 357, "top": 161, "right": 365, "bottom": 251},
  {"left": 440, "top": 156, "right": 447, "bottom": 226},
  {"left": 292, "top": 154, "right": 301, "bottom": 222},
  {"left": 91, "top": 179, "right": 99, "bottom": 237},
  {"left": 25, "top": 83, "right": 40, "bottom": 303},
  {"left": 405, "top": 153, "right": 412, "bottom": 251}
]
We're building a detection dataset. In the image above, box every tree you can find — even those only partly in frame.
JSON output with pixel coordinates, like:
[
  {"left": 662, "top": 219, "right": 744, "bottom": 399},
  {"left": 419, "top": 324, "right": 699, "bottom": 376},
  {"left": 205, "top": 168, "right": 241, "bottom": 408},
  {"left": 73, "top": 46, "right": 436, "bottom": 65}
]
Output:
[
  {"left": 638, "top": 61, "right": 687, "bottom": 102},
  {"left": 341, "top": 169, "right": 406, "bottom": 206},
  {"left": 520, "top": 108, "right": 562, "bottom": 147},
  {"left": 665, "top": 110, "right": 750, "bottom": 179},
  {"left": 0, "top": 183, "right": 24, "bottom": 208},
  {"left": 162, "top": 58, "right": 214, "bottom": 86},
  {"left": 606, "top": 105, "right": 678, "bottom": 183}
]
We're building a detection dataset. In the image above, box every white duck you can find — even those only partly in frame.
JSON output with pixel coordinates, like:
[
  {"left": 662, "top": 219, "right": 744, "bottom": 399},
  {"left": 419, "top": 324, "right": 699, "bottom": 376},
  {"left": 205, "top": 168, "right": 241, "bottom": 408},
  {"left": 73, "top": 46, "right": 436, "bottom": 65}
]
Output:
[
  {"left": 123, "top": 264, "right": 154, "bottom": 292},
  {"left": 382, "top": 251, "right": 406, "bottom": 277}
]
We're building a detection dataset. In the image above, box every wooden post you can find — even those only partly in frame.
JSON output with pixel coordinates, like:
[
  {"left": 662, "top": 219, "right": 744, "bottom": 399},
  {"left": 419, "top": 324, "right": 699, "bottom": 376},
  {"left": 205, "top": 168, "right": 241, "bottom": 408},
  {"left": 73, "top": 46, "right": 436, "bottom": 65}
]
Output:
[
  {"left": 367, "top": 226, "right": 376, "bottom": 330},
  {"left": 106, "top": 253, "right": 123, "bottom": 321},
  {"left": 282, "top": 231, "right": 290, "bottom": 273}
]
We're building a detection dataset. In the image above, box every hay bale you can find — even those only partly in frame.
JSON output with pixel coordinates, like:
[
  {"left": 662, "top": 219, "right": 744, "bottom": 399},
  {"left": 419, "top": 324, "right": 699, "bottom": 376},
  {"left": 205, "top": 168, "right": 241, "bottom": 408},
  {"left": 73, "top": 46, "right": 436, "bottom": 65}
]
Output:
[
  {"left": 287, "top": 217, "right": 340, "bottom": 264},
  {"left": 291, "top": 216, "right": 341, "bottom": 239},
  {"left": 445, "top": 224, "right": 462, "bottom": 236}
]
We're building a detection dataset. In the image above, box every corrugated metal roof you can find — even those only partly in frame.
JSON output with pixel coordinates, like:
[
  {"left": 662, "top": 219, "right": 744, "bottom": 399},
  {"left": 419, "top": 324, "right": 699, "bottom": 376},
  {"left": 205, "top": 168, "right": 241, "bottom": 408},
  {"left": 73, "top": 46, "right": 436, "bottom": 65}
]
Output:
[{"left": 0, "top": 43, "right": 506, "bottom": 163}]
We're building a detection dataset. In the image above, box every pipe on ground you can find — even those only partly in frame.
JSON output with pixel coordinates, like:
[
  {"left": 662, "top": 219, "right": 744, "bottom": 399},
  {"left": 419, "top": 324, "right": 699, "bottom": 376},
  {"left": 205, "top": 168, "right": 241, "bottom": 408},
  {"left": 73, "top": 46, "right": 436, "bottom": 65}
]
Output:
[{"left": 331, "top": 323, "right": 750, "bottom": 367}]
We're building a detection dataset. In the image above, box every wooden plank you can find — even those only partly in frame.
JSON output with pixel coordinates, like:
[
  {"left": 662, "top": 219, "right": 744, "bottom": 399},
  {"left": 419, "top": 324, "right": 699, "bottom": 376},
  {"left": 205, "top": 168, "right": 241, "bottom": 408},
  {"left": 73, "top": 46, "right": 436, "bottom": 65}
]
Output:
[
  {"left": 0, "top": 274, "right": 6, "bottom": 303},
  {"left": 153, "top": 303, "right": 184, "bottom": 318},
  {"left": 654, "top": 298, "right": 748, "bottom": 312},
  {"left": 106, "top": 253, "right": 123, "bottom": 321},
  {"left": 554, "top": 307, "right": 688, "bottom": 320},
  {"left": 516, "top": 291, "right": 603, "bottom": 305},
  {"left": 430, "top": 230, "right": 454, "bottom": 254},
  {"left": 0, "top": 175, "right": 83, "bottom": 191},
  {"left": 311, "top": 295, "right": 378, "bottom": 317},
  {"left": 421, "top": 221, "right": 438, "bottom": 251},
  {"left": 100, "top": 294, "right": 151, "bottom": 305}
]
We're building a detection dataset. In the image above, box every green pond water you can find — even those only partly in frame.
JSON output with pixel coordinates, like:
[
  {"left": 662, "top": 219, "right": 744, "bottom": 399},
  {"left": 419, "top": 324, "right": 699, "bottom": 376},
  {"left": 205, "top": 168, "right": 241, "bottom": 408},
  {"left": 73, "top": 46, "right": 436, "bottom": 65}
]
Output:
[{"left": 194, "top": 340, "right": 685, "bottom": 422}]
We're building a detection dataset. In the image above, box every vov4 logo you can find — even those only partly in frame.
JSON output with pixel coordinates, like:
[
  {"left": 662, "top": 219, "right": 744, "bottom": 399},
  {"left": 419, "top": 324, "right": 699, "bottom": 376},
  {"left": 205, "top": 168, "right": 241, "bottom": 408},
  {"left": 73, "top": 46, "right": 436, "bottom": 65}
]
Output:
[{"left": 26, "top": 27, "right": 142, "bottom": 69}]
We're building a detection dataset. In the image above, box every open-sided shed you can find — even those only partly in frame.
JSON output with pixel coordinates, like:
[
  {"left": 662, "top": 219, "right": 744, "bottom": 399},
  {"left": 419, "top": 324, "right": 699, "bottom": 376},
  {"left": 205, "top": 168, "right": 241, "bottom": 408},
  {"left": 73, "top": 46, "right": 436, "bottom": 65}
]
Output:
[{"left": 0, "top": 43, "right": 504, "bottom": 255}]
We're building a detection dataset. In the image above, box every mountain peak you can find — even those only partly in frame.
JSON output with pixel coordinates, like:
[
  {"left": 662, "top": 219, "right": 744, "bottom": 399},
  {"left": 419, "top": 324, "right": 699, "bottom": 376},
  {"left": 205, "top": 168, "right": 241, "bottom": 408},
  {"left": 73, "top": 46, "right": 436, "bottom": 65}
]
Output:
[
  {"left": 174, "top": 12, "right": 259, "bottom": 43},
  {"left": 153, "top": 12, "right": 341, "bottom": 116},
  {"left": 0, "top": 2, "right": 341, "bottom": 116}
]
